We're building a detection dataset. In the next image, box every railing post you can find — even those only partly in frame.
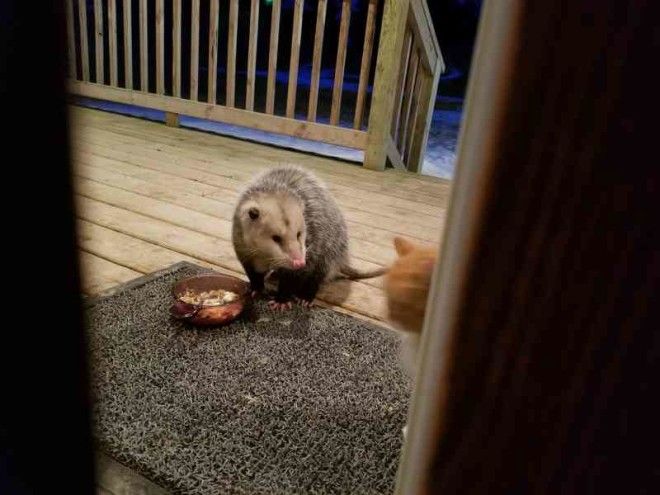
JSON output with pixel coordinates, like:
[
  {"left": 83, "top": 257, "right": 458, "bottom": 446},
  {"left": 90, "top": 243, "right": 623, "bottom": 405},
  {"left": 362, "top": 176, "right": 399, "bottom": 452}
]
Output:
[
  {"left": 407, "top": 59, "right": 442, "bottom": 173},
  {"left": 165, "top": 112, "right": 180, "bottom": 127},
  {"left": 364, "top": 0, "right": 410, "bottom": 171}
]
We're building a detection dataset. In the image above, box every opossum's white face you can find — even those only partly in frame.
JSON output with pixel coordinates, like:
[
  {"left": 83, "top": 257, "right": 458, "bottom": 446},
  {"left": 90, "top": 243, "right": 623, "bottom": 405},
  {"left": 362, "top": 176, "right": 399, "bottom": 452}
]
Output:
[{"left": 239, "top": 193, "right": 307, "bottom": 272}]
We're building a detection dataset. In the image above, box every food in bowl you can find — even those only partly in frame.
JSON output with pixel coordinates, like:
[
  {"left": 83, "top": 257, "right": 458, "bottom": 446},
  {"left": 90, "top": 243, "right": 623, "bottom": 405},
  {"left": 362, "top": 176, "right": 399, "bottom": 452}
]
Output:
[{"left": 178, "top": 288, "right": 239, "bottom": 306}]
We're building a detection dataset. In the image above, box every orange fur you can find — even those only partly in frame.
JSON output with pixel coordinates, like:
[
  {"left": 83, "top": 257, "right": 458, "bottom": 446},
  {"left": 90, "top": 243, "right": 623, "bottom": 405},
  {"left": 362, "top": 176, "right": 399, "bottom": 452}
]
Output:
[{"left": 385, "top": 237, "right": 437, "bottom": 334}]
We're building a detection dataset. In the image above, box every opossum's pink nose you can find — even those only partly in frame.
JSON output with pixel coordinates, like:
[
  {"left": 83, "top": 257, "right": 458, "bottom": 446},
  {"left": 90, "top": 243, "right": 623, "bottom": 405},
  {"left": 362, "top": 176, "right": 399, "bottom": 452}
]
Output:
[{"left": 291, "top": 258, "right": 306, "bottom": 269}]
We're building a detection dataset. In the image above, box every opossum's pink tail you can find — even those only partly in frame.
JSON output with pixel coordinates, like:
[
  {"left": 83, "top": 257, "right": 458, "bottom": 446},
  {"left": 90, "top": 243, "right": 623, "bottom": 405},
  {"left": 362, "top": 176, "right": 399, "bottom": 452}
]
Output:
[{"left": 336, "top": 264, "right": 388, "bottom": 280}]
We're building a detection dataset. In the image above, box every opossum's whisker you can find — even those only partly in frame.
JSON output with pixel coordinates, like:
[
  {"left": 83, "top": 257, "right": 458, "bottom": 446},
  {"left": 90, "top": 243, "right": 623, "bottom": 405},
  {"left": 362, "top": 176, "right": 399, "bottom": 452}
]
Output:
[
  {"left": 241, "top": 248, "right": 261, "bottom": 260},
  {"left": 264, "top": 258, "right": 289, "bottom": 269}
]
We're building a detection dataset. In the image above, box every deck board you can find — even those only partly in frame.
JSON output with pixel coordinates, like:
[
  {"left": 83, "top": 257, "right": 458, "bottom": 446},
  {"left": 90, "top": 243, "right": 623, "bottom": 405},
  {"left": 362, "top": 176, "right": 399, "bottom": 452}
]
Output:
[
  {"left": 79, "top": 251, "right": 142, "bottom": 295},
  {"left": 72, "top": 106, "right": 450, "bottom": 322},
  {"left": 73, "top": 109, "right": 452, "bottom": 208}
]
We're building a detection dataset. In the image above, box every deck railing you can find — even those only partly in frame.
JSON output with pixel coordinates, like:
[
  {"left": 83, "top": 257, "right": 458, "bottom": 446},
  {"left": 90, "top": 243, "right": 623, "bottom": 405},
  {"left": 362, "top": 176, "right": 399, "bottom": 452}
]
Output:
[{"left": 65, "top": 0, "right": 443, "bottom": 172}]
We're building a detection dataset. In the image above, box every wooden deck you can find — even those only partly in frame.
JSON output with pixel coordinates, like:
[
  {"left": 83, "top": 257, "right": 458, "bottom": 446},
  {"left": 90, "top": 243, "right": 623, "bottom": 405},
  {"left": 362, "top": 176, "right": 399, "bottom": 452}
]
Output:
[{"left": 72, "top": 106, "right": 450, "bottom": 323}]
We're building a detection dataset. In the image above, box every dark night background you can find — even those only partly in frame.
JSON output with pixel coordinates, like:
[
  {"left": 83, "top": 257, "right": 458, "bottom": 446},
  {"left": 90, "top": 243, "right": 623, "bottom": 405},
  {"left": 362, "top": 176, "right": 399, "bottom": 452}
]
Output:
[
  {"left": 74, "top": 0, "right": 483, "bottom": 178},
  {"left": 427, "top": 0, "right": 482, "bottom": 96}
]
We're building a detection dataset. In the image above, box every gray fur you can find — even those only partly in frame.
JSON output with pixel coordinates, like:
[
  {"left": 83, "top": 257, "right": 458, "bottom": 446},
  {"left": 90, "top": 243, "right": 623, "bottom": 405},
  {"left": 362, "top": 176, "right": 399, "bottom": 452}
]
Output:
[{"left": 232, "top": 166, "right": 384, "bottom": 301}]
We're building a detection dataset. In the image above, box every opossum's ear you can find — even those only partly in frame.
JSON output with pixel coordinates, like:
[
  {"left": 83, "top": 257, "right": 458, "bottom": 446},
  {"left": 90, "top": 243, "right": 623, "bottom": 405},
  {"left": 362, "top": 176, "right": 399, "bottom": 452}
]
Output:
[{"left": 394, "top": 236, "right": 415, "bottom": 256}]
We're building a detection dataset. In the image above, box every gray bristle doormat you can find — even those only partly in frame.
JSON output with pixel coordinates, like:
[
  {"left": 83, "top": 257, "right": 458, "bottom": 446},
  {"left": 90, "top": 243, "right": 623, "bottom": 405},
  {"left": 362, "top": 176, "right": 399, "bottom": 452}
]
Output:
[{"left": 85, "top": 262, "right": 411, "bottom": 495}]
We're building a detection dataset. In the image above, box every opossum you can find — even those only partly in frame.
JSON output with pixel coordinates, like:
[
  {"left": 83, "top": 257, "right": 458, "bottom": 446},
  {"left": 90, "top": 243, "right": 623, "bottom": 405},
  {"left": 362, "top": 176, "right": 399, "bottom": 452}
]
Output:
[{"left": 232, "top": 166, "right": 386, "bottom": 306}]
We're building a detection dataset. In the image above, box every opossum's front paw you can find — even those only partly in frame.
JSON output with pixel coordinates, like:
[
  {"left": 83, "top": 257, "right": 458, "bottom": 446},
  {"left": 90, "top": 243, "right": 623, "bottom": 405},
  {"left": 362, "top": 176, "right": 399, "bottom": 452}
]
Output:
[
  {"left": 268, "top": 300, "right": 293, "bottom": 311},
  {"left": 294, "top": 297, "right": 315, "bottom": 308}
]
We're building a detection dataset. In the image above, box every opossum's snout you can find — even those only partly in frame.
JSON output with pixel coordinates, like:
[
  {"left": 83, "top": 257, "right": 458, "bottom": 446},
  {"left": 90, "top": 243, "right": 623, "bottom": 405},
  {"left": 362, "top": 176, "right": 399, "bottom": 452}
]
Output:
[
  {"left": 260, "top": 226, "right": 307, "bottom": 271},
  {"left": 280, "top": 238, "right": 306, "bottom": 270},
  {"left": 291, "top": 256, "right": 306, "bottom": 270}
]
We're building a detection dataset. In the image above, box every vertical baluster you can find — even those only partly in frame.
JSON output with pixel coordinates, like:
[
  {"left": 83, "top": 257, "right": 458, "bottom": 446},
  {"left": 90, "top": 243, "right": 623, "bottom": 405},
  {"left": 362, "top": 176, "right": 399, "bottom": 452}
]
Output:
[
  {"left": 139, "top": 0, "right": 148, "bottom": 91},
  {"left": 398, "top": 50, "right": 420, "bottom": 152},
  {"left": 190, "top": 0, "right": 200, "bottom": 100},
  {"left": 354, "top": 0, "right": 378, "bottom": 129},
  {"left": 407, "top": 61, "right": 442, "bottom": 173},
  {"left": 392, "top": 31, "right": 412, "bottom": 140},
  {"left": 246, "top": 0, "right": 260, "bottom": 110},
  {"left": 78, "top": 0, "right": 90, "bottom": 81},
  {"left": 173, "top": 0, "right": 182, "bottom": 97},
  {"left": 330, "top": 0, "right": 351, "bottom": 125},
  {"left": 265, "top": 0, "right": 282, "bottom": 114},
  {"left": 286, "top": 0, "right": 305, "bottom": 118},
  {"left": 402, "top": 66, "right": 423, "bottom": 163},
  {"left": 226, "top": 0, "right": 239, "bottom": 107},
  {"left": 307, "top": 0, "right": 327, "bottom": 122},
  {"left": 208, "top": 0, "right": 219, "bottom": 103},
  {"left": 108, "top": 0, "right": 118, "bottom": 86},
  {"left": 94, "top": 0, "right": 104, "bottom": 83},
  {"left": 155, "top": 0, "right": 164, "bottom": 95},
  {"left": 123, "top": 0, "right": 133, "bottom": 89},
  {"left": 65, "top": 0, "right": 77, "bottom": 79}
]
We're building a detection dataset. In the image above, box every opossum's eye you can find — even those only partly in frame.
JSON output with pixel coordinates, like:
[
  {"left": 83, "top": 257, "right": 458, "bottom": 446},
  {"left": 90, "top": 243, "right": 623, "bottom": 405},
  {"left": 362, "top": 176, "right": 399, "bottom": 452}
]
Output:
[
  {"left": 272, "top": 235, "right": 282, "bottom": 244},
  {"left": 248, "top": 207, "right": 260, "bottom": 220},
  {"left": 297, "top": 232, "right": 301, "bottom": 240}
]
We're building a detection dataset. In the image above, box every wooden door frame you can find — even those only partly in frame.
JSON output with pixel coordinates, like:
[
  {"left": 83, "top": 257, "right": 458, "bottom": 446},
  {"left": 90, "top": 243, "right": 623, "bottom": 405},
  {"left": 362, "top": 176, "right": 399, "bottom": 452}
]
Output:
[
  {"left": 396, "top": 0, "right": 524, "bottom": 490},
  {"left": 397, "top": 0, "right": 659, "bottom": 492}
]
